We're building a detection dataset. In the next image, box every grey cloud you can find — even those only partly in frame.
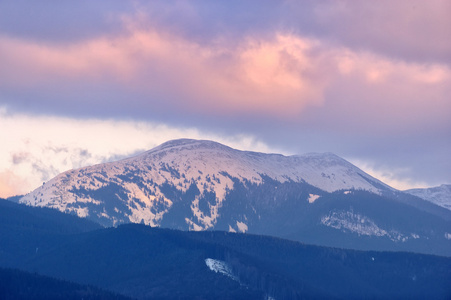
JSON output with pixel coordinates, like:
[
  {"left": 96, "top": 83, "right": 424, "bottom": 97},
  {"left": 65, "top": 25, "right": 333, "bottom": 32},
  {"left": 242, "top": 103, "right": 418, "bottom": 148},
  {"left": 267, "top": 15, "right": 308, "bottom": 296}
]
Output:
[
  {"left": 11, "top": 152, "right": 30, "bottom": 165},
  {"left": 3, "top": 1, "right": 448, "bottom": 65},
  {"left": 45, "top": 145, "right": 70, "bottom": 154},
  {"left": 0, "top": 0, "right": 132, "bottom": 43},
  {"left": 306, "top": 0, "right": 451, "bottom": 65},
  {"left": 31, "top": 161, "right": 59, "bottom": 183},
  {"left": 100, "top": 150, "right": 145, "bottom": 164},
  {"left": 79, "top": 149, "right": 92, "bottom": 159}
]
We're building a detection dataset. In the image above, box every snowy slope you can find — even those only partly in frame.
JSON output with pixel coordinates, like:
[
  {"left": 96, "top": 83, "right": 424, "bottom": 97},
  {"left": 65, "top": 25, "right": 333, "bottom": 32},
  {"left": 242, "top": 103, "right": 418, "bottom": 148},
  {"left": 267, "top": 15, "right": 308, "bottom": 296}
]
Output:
[
  {"left": 205, "top": 258, "right": 239, "bottom": 282},
  {"left": 20, "top": 139, "right": 392, "bottom": 228},
  {"left": 404, "top": 184, "right": 451, "bottom": 211}
]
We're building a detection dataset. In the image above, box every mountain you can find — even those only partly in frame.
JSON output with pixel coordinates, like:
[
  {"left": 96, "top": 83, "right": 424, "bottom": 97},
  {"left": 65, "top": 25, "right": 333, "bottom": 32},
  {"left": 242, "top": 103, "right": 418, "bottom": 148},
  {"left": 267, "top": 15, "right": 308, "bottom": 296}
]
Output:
[
  {"left": 404, "top": 184, "right": 451, "bottom": 211},
  {"left": 19, "top": 139, "right": 451, "bottom": 256},
  {"left": 20, "top": 139, "right": 391, "bottom": 225},
  {"left": 1, "top": 201, "right": 450, "bottom": 300}
]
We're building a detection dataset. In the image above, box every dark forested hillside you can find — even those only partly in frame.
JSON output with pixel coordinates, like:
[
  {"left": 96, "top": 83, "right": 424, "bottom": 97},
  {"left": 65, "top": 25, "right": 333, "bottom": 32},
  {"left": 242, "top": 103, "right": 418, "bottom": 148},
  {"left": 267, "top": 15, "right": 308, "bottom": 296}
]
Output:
[
  {"left": 0, "top": 198, "right": 102, "bottom": 235},
  {"left": 1, "top": 199, "right": 450, "bottom": 299},
  {"left": 0, "top": 267, "right": 132, "bottom": 300},
  {"left": 2, "top": 223, "right": 451, "bottom": 299}
]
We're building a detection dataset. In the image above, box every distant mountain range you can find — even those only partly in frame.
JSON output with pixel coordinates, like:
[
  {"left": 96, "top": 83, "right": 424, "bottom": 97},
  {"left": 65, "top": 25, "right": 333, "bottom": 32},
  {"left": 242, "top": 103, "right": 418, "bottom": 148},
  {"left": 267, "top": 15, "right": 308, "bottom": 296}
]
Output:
[
  {"left": 405, "top": 184, "right": 451, "bottom": 211},
  {"left": 1, "top": 198, "right": 450, "bottom": 299},
  {"left": 19, "top": 139, "right": 451, "bottom": 256}
]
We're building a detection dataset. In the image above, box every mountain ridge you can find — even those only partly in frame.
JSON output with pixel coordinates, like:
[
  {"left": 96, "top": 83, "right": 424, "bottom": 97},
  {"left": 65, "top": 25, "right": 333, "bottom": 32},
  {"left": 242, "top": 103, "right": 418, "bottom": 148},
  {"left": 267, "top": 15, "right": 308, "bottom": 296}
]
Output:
[
  {"left": 18, "top": 139, "right": 451, "bottom": 256},
  {"left": 20, "top": 139, "right": 392, "bottom": 226},
  {"left": 405, "top": 184, "right": 451, "bottom": 211}
]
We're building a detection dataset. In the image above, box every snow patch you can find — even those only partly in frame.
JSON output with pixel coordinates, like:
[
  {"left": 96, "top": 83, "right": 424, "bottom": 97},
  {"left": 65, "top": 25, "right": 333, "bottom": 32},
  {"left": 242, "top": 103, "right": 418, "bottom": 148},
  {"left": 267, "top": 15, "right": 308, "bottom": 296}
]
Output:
[
  {"left": 308, "top": 194, "right": 320, "bottom": 203},
  {"left": 185, "top": 218, "right": 203, "bottom": 231},
  {"left": 74, "top": 207, "right": 89, "bottom": 218},
  {"left": 321, "top": 210, "right": 407, "bottom": 242},
  {"left": 205, "top": 258, "right": 239, "bottom": 282},
  {"left": 236, "top": 221, "right": 248, "bottom": 233}
]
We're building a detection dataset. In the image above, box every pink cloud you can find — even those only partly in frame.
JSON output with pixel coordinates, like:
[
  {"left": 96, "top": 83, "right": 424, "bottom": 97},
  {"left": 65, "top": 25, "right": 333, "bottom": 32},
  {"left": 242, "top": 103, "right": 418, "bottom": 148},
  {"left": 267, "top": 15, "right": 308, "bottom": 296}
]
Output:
[
  {"left": 0, "top": 21, "right": 450, "bottom": 129},
  {"left": 0, "top": 170, "right": 30, "bottom": 198},
  {"left": 325, "top": 49, "right": 451, "bottom": 132},
  {"left": 313, "top": 0, "right": 451, "bottom": 63},
  {"left": 0, "top": 28, "right": 328, "bottom": 118}
]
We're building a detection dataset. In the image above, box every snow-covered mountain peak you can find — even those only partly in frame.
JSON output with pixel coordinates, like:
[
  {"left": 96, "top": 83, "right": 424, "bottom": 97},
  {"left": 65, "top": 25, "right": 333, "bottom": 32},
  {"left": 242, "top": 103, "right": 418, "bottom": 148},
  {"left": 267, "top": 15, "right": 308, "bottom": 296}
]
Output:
[
  {"left": 126, "top": 139, "right": 387, "bottom": 192},
  {"left": 294, "top": 152, "right": 351, "bottom": 168},
  {"left": 143, "top": 139, "right": 234, "bottom": 155},
  {"left": 20, "top": 139, "right": 393, "bottom": 229}
]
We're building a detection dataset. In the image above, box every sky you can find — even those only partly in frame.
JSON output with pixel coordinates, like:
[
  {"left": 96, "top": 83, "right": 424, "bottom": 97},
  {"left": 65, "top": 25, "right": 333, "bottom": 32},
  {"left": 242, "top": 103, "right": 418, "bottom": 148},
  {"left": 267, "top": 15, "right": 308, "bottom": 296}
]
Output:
[{"left": 1, "top": 0, "right": 450, "bottom": 198}]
